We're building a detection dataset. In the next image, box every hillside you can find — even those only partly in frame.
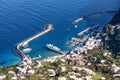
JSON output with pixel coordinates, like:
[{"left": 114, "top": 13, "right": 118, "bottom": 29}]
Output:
[{"left": 103, "top": 9, "right": 120, "bottom": 54}]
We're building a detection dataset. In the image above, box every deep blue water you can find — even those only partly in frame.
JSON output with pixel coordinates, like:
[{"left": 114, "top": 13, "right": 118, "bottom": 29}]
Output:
[{"left": 0, "top": 0, "right": 120, "bottom": 66}]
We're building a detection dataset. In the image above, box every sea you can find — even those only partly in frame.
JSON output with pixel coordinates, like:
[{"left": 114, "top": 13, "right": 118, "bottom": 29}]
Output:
[{"left": 0, "top": 0, "right": 120, "bottom": 66}]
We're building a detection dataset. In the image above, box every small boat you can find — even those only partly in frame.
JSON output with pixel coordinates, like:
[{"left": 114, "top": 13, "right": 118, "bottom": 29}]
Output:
[
  {"left": 73, "top": 17, "right": 84, "bottom": 23},
  {"left": 74, "top": 25, "right": 78, "bottom": 28},
  {"left": 22, "top": 48, "right": 32, "bottom": 53},
  {"left": 46, "top": 44, "right": 61, "bottom": 52},
  {"left": 32, "top": 55, "right": 41, "bottom": 60}
]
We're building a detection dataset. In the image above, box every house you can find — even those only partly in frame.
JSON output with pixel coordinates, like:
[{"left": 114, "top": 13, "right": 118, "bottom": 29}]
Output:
[
  {"left": 16, "top": 67, "right": 27, "bottom": 76},
  {"left": 75, "top": 78, "right": 83, "bottom": 80},
  {"left": 34, "top": 61, "right": 42, "bottom": 68},
  {"left": 78, "top": 68, "right": 95, "bottom": 75},
  {"left": 100, "top": 77, "right": 106, "bottom": 80},
  {"left": 69, "top": 75, "right": 76, "bottom": 79},
  {"left": 0, "top": 75, "right": 6, "bottom": 80},
  {"left": 84, "top": 76, "right": 92, "bottom": 80},
  {"left": 100, "top": 60, "right": 106, "bottom": 64},
  {"left": 47, "top": 69, "right": 56, "bottom": 77},
  {"left": 60, "top": 66, "right": 66, "bottom": 72},
  {"left": 111, "top": 64, "right": 120, "bottom": 73},
  {"left": 58, "top": 77, "right": 66, "bottom": 80},
  {"left": 8, "top": 71, "right": 15, "bottom": 75},
  {"left": 27, "top": 70, "right": 35, "bottom": 75},
  {"left": 12, "top": 76, "right": 17, "bottom": 80},
  {"left": 113, "top": 74, "right": 120, "bottom": 77},
  {"left": 103, "top": 52, "right": 111, "bottom": 57}
]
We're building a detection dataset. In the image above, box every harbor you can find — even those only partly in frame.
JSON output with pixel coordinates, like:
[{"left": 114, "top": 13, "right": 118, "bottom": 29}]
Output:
[{"left": 15, "top": 24, "right": 53, "bottom": 60}]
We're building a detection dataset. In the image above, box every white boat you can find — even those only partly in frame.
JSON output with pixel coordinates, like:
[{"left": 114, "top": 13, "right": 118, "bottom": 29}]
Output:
[
  {"left": 46, "top": 44, "right": 61, "bottom": 52},
  {"left": 32, "top": 55, "right": 41, "bottom": 60},
  {"left": 22, "top": 48, "right": 32, "bottom": 53},
  {"left": 74, "top": 25, "right": 78, "bottom": 28}
]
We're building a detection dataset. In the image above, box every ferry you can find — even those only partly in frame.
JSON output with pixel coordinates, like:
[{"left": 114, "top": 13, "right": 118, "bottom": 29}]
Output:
[{"left": 46, "top": 44, "right": 61, "bottom": 52}]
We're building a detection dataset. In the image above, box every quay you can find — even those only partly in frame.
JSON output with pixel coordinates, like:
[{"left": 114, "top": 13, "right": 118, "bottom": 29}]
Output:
[
  {"left": 57, "top": 50, "right": 68, "bottom": 55},
  {"left": 15, "top": 24, "right": 53, "bottom": 60},
  {"left": 77, "top": 24, "right": 99, "bottom": 36},
  {"left": 77, "top": 27, "right": 90, "bottom": 36}
]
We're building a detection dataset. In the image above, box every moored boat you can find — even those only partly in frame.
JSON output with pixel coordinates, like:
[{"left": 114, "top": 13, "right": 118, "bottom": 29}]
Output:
[
  {"left": 22, "top": 48, "right": 32, "bottom": 54},
  {"left": 46, "top": 44, "right": 61, "bottom": 52}
]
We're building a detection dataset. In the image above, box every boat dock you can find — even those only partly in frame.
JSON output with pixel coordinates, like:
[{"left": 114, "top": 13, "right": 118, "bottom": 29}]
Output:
[
  {"left": 77, "top": 27, "right": 90, "bottom": 36},
  {"left": 15, "top": 24, "right": 53, "bottom": 60},
  {"left": 57, "top": 50, "right": 68, "bottom": 55},
  {"left": 77, "top": 24, "right": 99, "bottom": 36}
]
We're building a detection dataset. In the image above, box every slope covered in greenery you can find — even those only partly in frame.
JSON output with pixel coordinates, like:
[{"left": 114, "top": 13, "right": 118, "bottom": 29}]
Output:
[{"left": 103, "top": 9, "right": 120, "bottom": 54}]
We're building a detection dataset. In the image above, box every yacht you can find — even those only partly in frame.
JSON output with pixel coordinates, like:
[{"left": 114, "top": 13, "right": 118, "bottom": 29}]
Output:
[
  {"left": 22, "top": 48, "right": 32, "bottom": 54},
  {"left": 46, "top": 44, "right": 61, "bottom": 52}
]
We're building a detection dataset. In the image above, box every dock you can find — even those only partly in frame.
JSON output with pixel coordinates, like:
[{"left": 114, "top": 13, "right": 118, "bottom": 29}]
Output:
[
  {"left": 77, "top": 27, "right": 90, "bottom": 36},
  {"left": 77, "top": 24, "right": 99, "bottom": 36},
  {"left": 15, "top": 24, "right": 53, "bottom": 60},
  {"left": 57, "top": 50, "right": 68, "bottom": 55}
]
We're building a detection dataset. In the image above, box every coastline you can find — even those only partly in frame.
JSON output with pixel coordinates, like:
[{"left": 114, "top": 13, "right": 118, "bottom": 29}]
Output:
[{"left": 0, "top": 9, "right": 119, "bottom": 80}]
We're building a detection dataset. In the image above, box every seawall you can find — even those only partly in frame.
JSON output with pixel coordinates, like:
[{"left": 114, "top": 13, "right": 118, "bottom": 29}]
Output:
[{"left": 15, "top": 24, "right": 53, "bottom": 60}]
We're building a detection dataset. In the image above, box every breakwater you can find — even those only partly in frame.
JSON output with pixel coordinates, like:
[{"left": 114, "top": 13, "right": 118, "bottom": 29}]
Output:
[
  {"left": 15, "top": 24, "right": 53, "bottom": 60},
  {"left": 73, "top": 10, "right": 118, "bottom": 24}
]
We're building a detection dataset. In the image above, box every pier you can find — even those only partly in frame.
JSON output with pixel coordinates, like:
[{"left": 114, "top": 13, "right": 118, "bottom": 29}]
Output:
[
  {"left": 15, "top": 24, "right": 53, "bottom": 60},
  {"left": 77, "top": 27, "right": 90, "bottom": 36},
  {"left": 77, "top": 24, "right": 99, "bottom": 36},
  {"left": 57, "top": 50, "right": 68, "bottom": 55}
]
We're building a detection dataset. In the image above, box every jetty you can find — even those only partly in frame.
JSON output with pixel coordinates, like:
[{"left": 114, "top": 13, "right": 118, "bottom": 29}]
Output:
[
  {"left": 15, "top": 24, "right": 53, "bottom": 60},
  {"left": 77, "top": 24, "right": 99, "bottom": 36},
  {"left": 77, "top": 27, "right": 90, "bottom": 36},
  {"left": 57, "top": 50, "right": 68, "bottom": 55}
]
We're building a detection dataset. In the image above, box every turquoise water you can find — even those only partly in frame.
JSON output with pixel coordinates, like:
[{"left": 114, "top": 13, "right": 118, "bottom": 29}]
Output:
[{"left": 0, "top": 0, "right": 120, "bottom": 66}]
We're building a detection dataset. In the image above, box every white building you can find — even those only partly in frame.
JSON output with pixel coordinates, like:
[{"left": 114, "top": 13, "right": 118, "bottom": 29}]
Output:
[
  {"left": 58, "top": 77, "right": 66, "bottom": 80},
  {"left": 47, "top": 69, "right": 56, "bottom": 77},
  {"left": 34, "top": 61, "right": 42, "bottom": 68},
  {"left": 0, "top": 75, "right": 6, "bottom": 80},
  {"left": 84, "top": 76, "right": 92, "bottom": 80},
  {"left": 111, "top": 64, "right": 120, "bottom": 73},
  {"left": 16, "top": 67, "right": 27, "bottom": 76},
  {"left": 113, "top": 74, "right": 120, "bottom": 77},
  {"left": 79, "top": 68, "right": 95, "bottom": 75},
  {"left": 12, "top": 76, "right": 17, "bottom": 80},
  {"left": 61, "top": 66, "right": 66, "bottom": 72},
  {"left": 27, "top": 70, "right": 35, "bottom": 75}
]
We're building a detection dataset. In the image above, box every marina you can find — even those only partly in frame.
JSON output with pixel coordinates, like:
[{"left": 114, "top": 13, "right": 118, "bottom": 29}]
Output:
[
  {"left": 0, "top": 0, "right": 118, "bottom": 66},
  {"left": 15, "top": 24, "right": 53, "bottom": 60}
]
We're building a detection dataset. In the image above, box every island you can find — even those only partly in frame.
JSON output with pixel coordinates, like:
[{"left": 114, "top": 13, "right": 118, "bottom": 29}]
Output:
[{"left": 0, "top": 9, "right": 120, "bottom": 80}]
